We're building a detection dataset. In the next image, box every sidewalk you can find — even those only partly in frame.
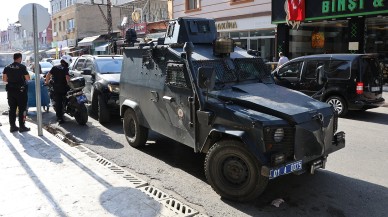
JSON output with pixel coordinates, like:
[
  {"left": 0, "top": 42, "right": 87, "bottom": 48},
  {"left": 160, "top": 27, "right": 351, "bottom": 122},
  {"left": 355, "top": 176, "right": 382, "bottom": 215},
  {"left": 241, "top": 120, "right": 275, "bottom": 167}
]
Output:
[{"left": 0, "top": 115, "right": 200, "bottom": 217}]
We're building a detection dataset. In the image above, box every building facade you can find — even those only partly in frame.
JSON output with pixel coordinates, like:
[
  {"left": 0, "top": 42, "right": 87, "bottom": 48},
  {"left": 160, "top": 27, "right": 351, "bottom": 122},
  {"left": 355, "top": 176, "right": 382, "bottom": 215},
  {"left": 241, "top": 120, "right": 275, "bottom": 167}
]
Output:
[
  {"left": 272, "top": 0, "right": 388, "bottom": 60},
  {"left": 171, "top": 0, "right": 276, "bottom": 62},
  {"left": 50, "top": 0, "right": 131, "bottom": 55}
]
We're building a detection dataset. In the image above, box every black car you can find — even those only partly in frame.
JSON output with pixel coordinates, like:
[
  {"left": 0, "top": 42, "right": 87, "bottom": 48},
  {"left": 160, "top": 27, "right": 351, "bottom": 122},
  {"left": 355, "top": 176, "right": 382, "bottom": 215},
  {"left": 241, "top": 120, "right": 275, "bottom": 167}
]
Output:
[
  {"left": 272, "top": 54, "right": 385, "bottom": 116},
  {"left": 70, "top": 55, "right": 123, "bottom": 123}
]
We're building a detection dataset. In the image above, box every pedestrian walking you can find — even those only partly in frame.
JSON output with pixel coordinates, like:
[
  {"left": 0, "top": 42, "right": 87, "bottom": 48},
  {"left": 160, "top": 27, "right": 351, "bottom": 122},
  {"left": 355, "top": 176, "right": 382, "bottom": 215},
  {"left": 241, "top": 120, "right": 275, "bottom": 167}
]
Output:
[
  {"left": 2, "top": 52, "right": 31, "bottom": 132},
  {"left": 45, "top": 55, "right": 71, "bottom": 124},
  {"left": 278, "top": 52, "right": 289, "bottom": 66}
]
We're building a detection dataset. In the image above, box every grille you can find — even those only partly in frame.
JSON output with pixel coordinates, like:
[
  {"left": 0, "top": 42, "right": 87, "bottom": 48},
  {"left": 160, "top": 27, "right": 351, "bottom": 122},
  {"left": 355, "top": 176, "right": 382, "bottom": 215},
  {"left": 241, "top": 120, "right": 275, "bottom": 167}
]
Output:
[
  {"left": 192, "top": 60, "right": 236, "bottom": 83},
  {"left": 264, "top": 127, "right": 295, "bottom": 158}
]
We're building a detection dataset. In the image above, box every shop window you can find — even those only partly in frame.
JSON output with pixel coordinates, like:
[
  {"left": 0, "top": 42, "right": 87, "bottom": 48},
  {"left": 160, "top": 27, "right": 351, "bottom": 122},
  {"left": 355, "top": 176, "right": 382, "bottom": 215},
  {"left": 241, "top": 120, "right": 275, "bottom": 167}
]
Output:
[
  {"left": 230, "top": 0, "right": 254, "bottom": 5},
  {"left": 230, "top": 31, "right": 248, "bottom": 38},
  {"left": 186, "top": 0, "right": 200, "bottom": 12}
]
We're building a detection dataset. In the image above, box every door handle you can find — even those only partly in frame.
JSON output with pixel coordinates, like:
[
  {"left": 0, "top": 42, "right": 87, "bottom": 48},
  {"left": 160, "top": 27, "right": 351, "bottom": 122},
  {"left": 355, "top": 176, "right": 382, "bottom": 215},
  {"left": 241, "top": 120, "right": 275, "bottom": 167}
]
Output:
[{"left": 163, "top": 96, "right": 175, "bottom": 103}]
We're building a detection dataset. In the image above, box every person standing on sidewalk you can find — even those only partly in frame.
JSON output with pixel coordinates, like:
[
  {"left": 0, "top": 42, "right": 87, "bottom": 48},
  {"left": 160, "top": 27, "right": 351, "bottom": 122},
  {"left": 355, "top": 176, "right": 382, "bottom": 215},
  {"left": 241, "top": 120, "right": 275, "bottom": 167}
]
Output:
[
  {"left": 277, "top": 52, "right": 289, "bottom": 67},
  {"left": 2, "top": 52, "right": 31, "bottom": 132},
  {"left": 45, "top": 55, "right": 71, "bottom": 124}
]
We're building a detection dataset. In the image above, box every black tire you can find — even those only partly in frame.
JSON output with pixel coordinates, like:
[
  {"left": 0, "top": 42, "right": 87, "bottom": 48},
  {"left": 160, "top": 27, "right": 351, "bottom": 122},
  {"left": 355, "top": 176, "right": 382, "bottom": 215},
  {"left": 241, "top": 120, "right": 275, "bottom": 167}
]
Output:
[
  {"left": 74, "top": 104, "right": 88, "bottom": 125},
  {"left": 123, "top": 109, "right": 148, "bottom": 148},
  {"left": 97, "top": 95, "right": 110, "bottom": 123},
  {"left": 204, "top": 140, "right": 268, "bottom": 202},
  {"left": 326, "top": 96, "right": 348, "bottom": 117}
]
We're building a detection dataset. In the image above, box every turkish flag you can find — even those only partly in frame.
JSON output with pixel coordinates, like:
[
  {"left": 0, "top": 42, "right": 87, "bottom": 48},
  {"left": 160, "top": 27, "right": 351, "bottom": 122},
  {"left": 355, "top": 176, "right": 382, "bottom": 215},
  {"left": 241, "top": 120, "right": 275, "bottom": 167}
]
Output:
[{"left": 287, "top": 0, "right": 305, "bottom": 21}]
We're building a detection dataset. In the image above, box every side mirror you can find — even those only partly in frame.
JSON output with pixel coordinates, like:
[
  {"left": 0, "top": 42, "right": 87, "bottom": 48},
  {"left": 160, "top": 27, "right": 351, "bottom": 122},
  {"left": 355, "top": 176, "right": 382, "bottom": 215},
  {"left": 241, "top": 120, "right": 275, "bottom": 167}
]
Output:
[
  {"left": 82, "top": 68, "right": 92, "bottom": 75},
  {"left": 317, "top": 65, "right": 327, "bottom": 85},
  {"left": 198, "top": 67, "right": 216, "bottom": 90}
]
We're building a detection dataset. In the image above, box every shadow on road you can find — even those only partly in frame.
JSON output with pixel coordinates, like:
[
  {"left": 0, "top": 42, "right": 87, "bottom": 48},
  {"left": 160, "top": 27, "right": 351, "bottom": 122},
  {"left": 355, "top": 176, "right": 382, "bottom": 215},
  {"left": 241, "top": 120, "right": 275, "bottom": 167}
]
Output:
[
  {"left": 344, "top": 110, "right": 388, "bottom": 125},
  {"left": 141, "top": 133, "right": 207, "bottom": 182},
  {"left": 221, "top": 171, "right": 387, "bottom": 217}
]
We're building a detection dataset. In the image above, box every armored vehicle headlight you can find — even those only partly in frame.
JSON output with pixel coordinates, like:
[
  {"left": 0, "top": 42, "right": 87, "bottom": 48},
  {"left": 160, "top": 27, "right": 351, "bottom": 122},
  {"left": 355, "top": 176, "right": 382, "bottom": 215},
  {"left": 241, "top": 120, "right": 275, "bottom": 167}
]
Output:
[
  {"left": 108, "top": 84, "right": 120, "bottom": 93},
  {"left": 274, "top": 128, "right": 285, "bottom": 143}
]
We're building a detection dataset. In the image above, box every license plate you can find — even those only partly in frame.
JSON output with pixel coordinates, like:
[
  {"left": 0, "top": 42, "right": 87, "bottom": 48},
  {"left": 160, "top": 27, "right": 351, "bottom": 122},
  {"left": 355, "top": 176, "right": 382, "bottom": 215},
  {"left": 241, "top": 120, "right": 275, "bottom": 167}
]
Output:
[
  {"left": 269, "top": 160, "right": 303, "bottom": 179},
  {"left": 371, "top": 86, "right": 380, "bottom": 92},
  {"left": 76, "top": 95, "right": 87, "bottom": 103}
]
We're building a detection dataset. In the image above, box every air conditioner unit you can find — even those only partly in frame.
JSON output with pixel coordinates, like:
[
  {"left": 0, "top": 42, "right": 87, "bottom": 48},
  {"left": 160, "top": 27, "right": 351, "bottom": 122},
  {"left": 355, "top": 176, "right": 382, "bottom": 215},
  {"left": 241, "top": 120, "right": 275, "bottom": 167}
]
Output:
[{"left": 53, "top": 32, "right": 57, "bottom": 36}]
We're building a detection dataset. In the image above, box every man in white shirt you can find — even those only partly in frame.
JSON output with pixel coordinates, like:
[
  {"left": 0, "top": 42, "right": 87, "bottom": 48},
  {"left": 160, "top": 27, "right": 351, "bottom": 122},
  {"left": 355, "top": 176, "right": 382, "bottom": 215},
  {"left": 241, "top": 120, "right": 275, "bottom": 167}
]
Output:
[{"left": 278, "top": 52, "right": 289, "bottom": 66}]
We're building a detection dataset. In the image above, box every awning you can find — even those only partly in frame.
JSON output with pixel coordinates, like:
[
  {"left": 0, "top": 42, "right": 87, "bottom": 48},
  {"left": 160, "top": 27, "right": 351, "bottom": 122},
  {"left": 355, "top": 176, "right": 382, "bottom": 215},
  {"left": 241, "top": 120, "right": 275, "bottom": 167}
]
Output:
[
  {"left": 60, "top": 46, "right": 74, "bottom": 51},
  {"left": 95, "top": 43, "right": 110, "bottom": 52},
  {"left": 46, "top": 48, "right": 57, "bottom": 54},
  {"left": 78, "top": 35, "right": 101, "bottom": 46}
]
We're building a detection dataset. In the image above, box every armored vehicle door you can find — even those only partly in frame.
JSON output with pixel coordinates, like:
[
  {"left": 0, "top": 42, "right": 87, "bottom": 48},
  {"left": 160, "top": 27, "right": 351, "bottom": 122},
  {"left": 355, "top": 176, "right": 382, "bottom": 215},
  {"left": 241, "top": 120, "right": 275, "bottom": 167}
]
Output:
[{"left": 163, "top": 63, "right": 195, "bottom": 148}]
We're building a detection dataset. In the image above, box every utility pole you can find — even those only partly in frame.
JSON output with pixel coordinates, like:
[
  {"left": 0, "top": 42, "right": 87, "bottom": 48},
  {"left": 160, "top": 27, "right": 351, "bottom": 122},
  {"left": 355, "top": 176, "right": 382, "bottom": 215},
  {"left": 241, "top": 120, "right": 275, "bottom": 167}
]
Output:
[{"left": 92, "top": 0, "right": 113, "bottom": 54}]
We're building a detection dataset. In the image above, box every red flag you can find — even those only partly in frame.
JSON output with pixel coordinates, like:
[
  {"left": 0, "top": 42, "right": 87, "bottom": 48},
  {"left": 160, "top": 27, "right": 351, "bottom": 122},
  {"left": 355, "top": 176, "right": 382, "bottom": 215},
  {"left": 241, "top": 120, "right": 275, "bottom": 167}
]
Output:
[{"left": 287, "top": 0, "right": 305, "bottom": 21}]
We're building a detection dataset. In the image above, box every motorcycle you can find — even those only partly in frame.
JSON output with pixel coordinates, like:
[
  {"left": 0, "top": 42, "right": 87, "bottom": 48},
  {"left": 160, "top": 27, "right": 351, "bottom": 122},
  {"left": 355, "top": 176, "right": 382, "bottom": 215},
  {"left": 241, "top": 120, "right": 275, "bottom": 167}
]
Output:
[{"left": 47, "top": 76, "right": 88, "bottom": 125}]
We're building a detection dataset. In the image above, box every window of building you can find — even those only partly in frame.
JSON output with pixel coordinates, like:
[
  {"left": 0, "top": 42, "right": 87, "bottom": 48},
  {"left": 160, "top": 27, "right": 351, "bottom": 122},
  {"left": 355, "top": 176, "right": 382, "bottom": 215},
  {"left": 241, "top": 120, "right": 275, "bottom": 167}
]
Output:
[
  {"left": 67, "top": 19, "right": 75, "bottom": 29},
  {"left": 63, "top": 21, "right": 66, "bottom": 31},
  {"left": 186, "top": 0, "right": 200, "bottom": 12},
  {"left": 54, "top": 23, "right": 57, "bottom": 32},
  {"left": 59, "top": 22, "right": 62, "bottom": 31},
  {"left": 288, "top": 21, "right": 348, "bottom": 59},
  {"left": 230, "top": 0, "right": 254, "bottom": 5}
]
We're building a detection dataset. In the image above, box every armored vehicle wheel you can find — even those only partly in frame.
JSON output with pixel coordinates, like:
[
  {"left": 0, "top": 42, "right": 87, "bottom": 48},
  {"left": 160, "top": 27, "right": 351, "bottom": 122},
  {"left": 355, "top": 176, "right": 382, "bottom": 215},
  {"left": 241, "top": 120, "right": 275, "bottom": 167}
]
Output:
[
  {"left": 326, "top": 96, "right": 348, "bottom": 117},
  {"left": 98, "top": 95, "right": 110, "bottom": 123},
  {"left": 74, "top": 104, "right": 88, "bottom": 125},
  {"left": 204, "top": 140, "right": 268, "bottom": 202},
  {"left": 123, "top": 109, "right": 148, "bottom": 148}
]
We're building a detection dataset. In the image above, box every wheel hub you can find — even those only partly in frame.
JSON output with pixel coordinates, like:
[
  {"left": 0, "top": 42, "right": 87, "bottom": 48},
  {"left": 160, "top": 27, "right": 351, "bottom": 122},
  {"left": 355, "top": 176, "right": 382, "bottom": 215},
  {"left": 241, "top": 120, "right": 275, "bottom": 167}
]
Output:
[
  {"left": 222, "top": 157, "right": 248, "bottom": 185},
  {"left": 327, "top": 99, "right": 343, "bottom": 114}
]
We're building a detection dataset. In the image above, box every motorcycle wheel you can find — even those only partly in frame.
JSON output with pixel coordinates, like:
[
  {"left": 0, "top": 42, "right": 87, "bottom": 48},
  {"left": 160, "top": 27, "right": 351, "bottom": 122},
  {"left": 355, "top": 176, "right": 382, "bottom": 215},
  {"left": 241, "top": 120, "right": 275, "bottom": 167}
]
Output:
[{"left": 74, "top": 104, "right": 88, "bottom": 125}]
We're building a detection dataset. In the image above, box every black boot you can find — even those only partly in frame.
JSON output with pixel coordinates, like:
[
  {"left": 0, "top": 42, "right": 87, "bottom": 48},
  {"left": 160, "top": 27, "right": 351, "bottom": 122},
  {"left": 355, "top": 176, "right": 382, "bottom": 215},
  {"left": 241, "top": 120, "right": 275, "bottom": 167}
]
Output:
[
  {"left": 10, "top": 125, "right": 19, "bottom": 132},
  {"left": 19, "top": 123, "right": 30, "bottom": 132}
]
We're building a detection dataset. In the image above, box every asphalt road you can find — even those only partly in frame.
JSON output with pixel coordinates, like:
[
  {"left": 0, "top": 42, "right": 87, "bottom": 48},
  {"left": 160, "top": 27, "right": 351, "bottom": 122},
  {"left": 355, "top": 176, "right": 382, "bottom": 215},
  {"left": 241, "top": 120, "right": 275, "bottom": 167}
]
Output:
[{"left": 1, "top": 84, "right": 387, "bottom": 217}]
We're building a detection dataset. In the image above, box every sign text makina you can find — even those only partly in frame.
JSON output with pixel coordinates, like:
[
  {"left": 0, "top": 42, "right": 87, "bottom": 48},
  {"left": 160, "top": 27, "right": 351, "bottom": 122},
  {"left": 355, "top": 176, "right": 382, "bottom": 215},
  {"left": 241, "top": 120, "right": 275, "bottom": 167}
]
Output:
[{"left": 272, "top": 0, "right": 388, "bottom": 23}]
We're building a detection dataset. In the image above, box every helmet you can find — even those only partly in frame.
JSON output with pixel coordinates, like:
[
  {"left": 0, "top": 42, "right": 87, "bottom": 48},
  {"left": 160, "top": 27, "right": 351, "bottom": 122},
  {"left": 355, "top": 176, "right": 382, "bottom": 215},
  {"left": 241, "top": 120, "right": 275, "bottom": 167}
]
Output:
[{"left": 61, "top": 55, "right": 72, "bottom": 65}]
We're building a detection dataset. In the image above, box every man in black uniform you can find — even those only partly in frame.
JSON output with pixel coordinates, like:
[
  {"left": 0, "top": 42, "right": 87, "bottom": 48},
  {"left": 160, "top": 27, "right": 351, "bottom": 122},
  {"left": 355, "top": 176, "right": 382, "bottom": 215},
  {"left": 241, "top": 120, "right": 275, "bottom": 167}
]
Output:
[
  {"left": 45, "top": 55, "right": 71, "bottom": 124},
  {"left": 2, "top": 52, "right": 31, "bottom": 132}
]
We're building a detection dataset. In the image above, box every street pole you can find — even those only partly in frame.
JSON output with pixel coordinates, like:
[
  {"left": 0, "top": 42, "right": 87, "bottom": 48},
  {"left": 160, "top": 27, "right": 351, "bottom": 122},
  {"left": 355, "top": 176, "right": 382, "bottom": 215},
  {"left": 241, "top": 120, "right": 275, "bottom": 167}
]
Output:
[{"left": 32, "top": 3, "right": 43, "bottom": 136}]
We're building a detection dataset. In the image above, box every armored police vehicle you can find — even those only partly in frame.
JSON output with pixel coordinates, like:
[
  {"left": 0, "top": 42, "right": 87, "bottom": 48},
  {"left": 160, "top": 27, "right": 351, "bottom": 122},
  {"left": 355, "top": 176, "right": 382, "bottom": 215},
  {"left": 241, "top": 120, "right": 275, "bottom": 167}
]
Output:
[{"left": 119, "top": 17, "right": 345, "bottom": 201}]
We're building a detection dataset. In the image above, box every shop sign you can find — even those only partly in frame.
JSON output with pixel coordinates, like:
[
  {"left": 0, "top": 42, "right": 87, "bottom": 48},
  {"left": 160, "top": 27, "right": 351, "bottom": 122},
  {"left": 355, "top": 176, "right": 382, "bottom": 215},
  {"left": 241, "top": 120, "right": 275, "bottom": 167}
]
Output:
[
  {"left": 216, "top": 21, "right": 238, "bottom": 31},
  {"left": 272, "top": 0, "right": 388, "bottom": 23}
]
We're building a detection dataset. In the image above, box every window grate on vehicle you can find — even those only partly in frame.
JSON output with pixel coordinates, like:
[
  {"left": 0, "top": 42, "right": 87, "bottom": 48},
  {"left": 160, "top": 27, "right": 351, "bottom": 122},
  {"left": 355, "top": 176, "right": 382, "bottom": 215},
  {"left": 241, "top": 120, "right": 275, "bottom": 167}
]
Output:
[
  {"left": 192, "top": 60, "right": 236, "bottom": 83},
  {"left": 264, "top": 127, "right": 295, "bottom": 159},
  {"left": 233, "top": 58, "right": 271, "bottom": 81},
  {"left": 166, "top": 63, "right": 189, "bottom": 88}
]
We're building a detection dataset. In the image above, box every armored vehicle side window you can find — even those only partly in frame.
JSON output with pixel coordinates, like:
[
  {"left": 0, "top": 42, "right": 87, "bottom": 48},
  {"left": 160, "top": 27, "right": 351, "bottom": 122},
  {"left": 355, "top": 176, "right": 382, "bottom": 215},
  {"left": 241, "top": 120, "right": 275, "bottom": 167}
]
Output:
[
  {"left": 324, "top": 60, "right": 350, "bottom": 79},
  {"left": 193, "top": 60, "right": 236, "bottom": 84},
  {"left": 278, "top": 61, "right": 302, "bottom": 78},
  {"left": 75, "top": 59, "right": 85, "bottom": 71},
  {"left": 166, "top": 63, "right": 190, "bottom": 88}
]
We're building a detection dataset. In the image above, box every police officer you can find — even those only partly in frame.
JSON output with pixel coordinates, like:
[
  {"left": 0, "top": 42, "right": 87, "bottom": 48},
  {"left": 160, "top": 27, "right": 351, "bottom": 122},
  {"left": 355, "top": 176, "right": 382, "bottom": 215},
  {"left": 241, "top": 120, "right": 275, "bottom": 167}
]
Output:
[
  {"left": 2, "top": 52, "right": 31, "bottom": 132},
  {"left": 45, "top": 55, "right": 71, "bottom": 124}
]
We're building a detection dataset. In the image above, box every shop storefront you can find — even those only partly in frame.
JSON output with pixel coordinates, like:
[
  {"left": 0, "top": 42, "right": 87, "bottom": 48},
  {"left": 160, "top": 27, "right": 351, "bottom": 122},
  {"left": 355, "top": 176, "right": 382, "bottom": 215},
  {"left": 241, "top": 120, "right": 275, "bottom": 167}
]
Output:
[
  {"left": 272, "top": 0, "right": 388, "bottom": 59},
  {"left": 216, "top": 16, "right": 277, "bottom": 62}
]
